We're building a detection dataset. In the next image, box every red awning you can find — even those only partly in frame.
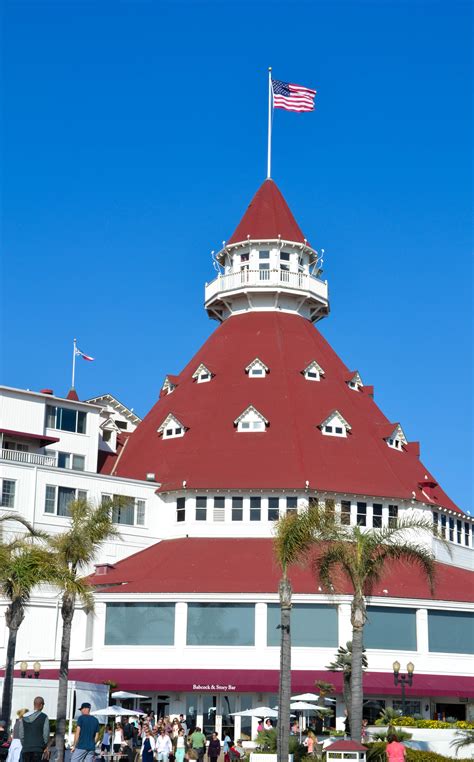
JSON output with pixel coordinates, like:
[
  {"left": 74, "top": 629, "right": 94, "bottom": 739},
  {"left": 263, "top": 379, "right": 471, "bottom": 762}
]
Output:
[
  {"left": 0, "top": 428, "right": 60, "bottom": 447},
  {"left": 25, "top": 669, "right": 474, "bottom": 698}
]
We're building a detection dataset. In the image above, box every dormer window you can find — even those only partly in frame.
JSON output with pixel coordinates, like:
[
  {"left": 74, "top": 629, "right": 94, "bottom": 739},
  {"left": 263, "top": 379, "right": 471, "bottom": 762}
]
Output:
[
  {"left": 319, "top": 410, "right": 351, "bottom": 438},
  {"left": 161, "top": 376, "right": 178, "bottom": 395},
  {"left": 234, "top": 405, "right": 268, "bottom": 433},
  {"left": 346, "top": 371, "right": 363, "bottom": 391},
  {"left": 158, "top": 413, "right": 186, "bottom": 439},
  {"left": 303, "top": 360, "right": 325, "bottom": 382},
  {"left": 385, "top": 424, "right": 407, "bottom": 451},
  {"left": 245, "top": 358, "right": 269, "bottom": 378},
  {"left": 192, "top": 363, "right": 213, "bottom": 384}
]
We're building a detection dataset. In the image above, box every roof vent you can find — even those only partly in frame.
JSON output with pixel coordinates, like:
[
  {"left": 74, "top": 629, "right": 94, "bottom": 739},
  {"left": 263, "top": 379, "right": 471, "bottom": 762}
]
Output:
[
  {"left": 146, "top": 472, "right": 156, "bottom": 481},
  {"left": 94, "top": 563, "right": 115, "bottom": 576},
  {"left": 40, "top": 388, "right": 54, "bottom": 395}
]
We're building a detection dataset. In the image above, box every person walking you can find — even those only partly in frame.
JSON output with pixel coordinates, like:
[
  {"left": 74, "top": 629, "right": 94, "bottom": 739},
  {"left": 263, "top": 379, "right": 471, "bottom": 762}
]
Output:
[
  {"left": 189, "top": 728, "right": 206, "bottom": 762},
  {"left": 19, "top": 697, "right": 50, "bottom": 762},
  {"left": 101, "top": 726, "right": 112, "bottom": 755},
  {"left": 174, "top": 729, "right": 186, "bottom": 762},
  {"left": 155, "top": 730, "right": 172, "bottom": 762},
  {"left": 6, "top": 709, "right": 28, "bottom": 762},
  {"left": 113, "top": 723, "right": 124, "bottom": 755},
  {"left": 70, "top": 702, "right": 99, "bottom": 762},
  {"left": 223, "top": 733, "right": 232, "bottom": 762},
  {"left": 140, "top": 728, "right": 156, "bottom": 762},
  {"left": 207, "top": 733, "right": 220, "bottom": 762}
]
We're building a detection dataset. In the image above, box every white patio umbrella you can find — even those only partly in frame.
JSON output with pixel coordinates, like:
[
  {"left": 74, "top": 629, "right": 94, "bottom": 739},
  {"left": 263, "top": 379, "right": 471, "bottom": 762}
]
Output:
[
  {"left": 91, "top": 705, "right": 143, "bottom": 717},
  {"left": 111, "top": 691, "right": 150, "bottom": 700},
  {"left": 291, "top": 693, "right": 320, "bottom": 701},
  {"left": 230, "top": 706, "right": 279, "bottom": 718}
]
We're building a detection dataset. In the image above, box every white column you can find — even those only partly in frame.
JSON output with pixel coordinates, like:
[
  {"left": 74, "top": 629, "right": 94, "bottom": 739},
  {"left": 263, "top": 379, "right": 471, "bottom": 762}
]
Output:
[
  {"left": 175, "top": 602, "right": 187, "bottom": 649},
  {"left": 255, "top": 602, "right": 267, "bottom": 650},
  {"left": 338, "top": 603, "right": 352, "bottom": 645},
  {"left": 416, "top": 608, "right": 429, "bottom": 654}
]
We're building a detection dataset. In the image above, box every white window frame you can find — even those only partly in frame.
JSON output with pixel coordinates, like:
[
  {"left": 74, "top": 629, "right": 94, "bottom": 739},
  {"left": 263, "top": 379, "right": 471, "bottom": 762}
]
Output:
[
  {"left": 102, "top": 493, "right": 146, "bottom": 527},
  {"left": 386, "top": 425, "right": 407, "bottom": 451},
  {"left": 192, "top": 364, "right": 213, "bottom": 384},
  {"left": 44, "top": 485, "right": 88, "bottom": 517},
  {"left": 303, "top": 360, "right": 325, "bottom": 382},
  {"left": 54, "top": 451, "right": 86, "bottom": 471},
  {"left": 245, "top": 358, "right": 269, "bottom": 378},
  {"left": 234, "top": 405, "right": 268, "bottom": 433},
  {"left": 158, "top": 414, "right": 186, "bottom": 439},
  {"left": 320, "top": 411, "right": 350, "bottom": 438},
  {"left": 1, "top": 478, "right": 16, "bottom": 508}
]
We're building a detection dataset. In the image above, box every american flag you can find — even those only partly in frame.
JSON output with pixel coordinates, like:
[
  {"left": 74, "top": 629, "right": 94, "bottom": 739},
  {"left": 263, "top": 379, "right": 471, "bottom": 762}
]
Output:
[
  {"left": 75, "top": 347, "right": 95, "bottom": 361},
  {"left": 272, "top": 79, "right": 316, "bottom": 112}
]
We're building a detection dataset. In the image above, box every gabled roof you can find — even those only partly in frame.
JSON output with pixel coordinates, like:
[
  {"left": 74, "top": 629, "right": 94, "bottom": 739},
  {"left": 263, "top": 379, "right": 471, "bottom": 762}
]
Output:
[
  {"left": 157, "top": 412, "right": 186, "bottom": 434},
  {"left": 227, "top": 179, "right": 307, "bottom": 245},
  {"left": 87, "top": 537, "right": 474, "bottom": 601},
  {"left": 245, "top": 357, "right": 269, "bottom": 373},
  {"left": 234, "top": 404, "right": 269, "bottom": 426},
  {"left": 112, "top": 311, "right": 462, "bottom": 514},
  {"left": 345, "top": 371, "right": 363, "bottom": 387},
  {"left": 378, "top": 422, "right": 408, "bottom": 444},
  {"left": 85, "top": 393, "right": 141, "bottom": 425},
  {"left": 100, "top": 417, "right": 121, "bottom": 433},
  {"left": 303, "top": 360, "right": 325, "bottom": 376},
  {"left": 319, "top": 409, "right": 351, "bottom": 431},
  {"left": 192, "top": 363, "right": 212, "bottom": 379}
]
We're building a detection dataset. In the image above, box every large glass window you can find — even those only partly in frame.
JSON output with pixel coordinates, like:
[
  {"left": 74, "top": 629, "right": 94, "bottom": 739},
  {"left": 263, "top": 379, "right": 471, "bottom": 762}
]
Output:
[
  {"left": 428, "top": 610, "right": 474, "bottom": 654},
  {"left": 1, "top": 479, "right": 16, "bottom": 508},
  {"left": 232, "top": 496, "right": 243, "bottom": 521},
  {"left": 268, "top": 497, "right": 280, "bottom": 521},
  {"left": 105, "top": 603, "right": 175, "bottom": 645},
  {"left": 250, "top": 496, "right": 261, "bottom": 521},
  {"left": 365, "top": 606, "right": 416, "bottom": 650},
  {"left": 356, "top": 502, "right": 367, "bottom": 526},
  {"left": 196, "top": 496, "right": 207, "bottom": 521},
  {"left": 187, "top": 603, "right": 255, "bottom": 645},
  {"left": 373, "top": 503, "right": 383, "bottom": 528},
  {"left": 103, "top": 494, "right": 146, "bottom": 526},
  {"left": 46, "top": 405, "right": 87, "bottom": 434},
  {"left": 44, "top": 485, "right": 87, "bottom": 516},
  {"left": 267, "top": 604, "right": 338, "bottom": 647}
]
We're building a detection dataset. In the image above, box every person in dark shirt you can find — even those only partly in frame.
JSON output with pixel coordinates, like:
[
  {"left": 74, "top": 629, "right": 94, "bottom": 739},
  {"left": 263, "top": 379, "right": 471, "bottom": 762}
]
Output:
[{"left": 70, "top": 703, "right": 99, "bottom": 762}]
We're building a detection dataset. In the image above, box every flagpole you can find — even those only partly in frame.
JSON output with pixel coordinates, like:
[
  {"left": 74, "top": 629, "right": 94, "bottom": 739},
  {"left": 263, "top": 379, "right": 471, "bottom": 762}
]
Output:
[
  {"left": 71, "top": 338, "right": 77, "bottom": 388},
  {"left": 267, "top": 66, "right": 272, "bottom": 179}
]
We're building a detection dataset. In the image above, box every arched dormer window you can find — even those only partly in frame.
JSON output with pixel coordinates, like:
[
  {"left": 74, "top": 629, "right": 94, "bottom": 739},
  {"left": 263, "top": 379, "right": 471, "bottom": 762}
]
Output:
[
  {"left": 234, "top": 405, "right": 268, "bottom": 432},
  {"left": 157, "top": 413, "right": 186, "bottom": 440},
  {"left": 245, "top": 358, "right": 269, "bottom": 378},
  {"left": 192, "top": 363, "right": 213, "bottom": 384},
  {"left": 303, "top": 360, "right": 325, "bottom": 381},
  {"left": 385, "top": 424, "right": 407, "bottom": 451},
  {"left": 346, "top": 371, "right": 363, "bottom": 391},
  {"left": 319, "top": 410, "right": 351, "bottom": 438}
]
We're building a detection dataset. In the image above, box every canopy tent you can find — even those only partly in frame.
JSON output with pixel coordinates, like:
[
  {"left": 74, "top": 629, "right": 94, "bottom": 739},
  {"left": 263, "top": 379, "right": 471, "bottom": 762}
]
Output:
[
  {"left": 111, "top": 691, "right": 150, "bottom": 700},
  {"left": 91, "top": 705, "right": 143, "bottom": 717},
  {"left": 230, "top": 706, "right": 278, "bottom": 718}
]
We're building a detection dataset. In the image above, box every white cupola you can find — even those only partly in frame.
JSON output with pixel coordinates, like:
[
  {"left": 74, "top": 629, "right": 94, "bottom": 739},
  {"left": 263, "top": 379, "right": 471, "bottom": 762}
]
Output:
[{"left": 205, "top": 179, "right": 329, "bottom": 324}]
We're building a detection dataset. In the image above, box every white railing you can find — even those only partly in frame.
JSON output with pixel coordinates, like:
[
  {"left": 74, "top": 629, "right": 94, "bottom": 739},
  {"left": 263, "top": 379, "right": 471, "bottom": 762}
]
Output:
[
  {"left": 205, "top": 268, "right": 328, "bottom": 303},
  {"left": 0, "top": 448, "right": 56, "bottom": 467}
]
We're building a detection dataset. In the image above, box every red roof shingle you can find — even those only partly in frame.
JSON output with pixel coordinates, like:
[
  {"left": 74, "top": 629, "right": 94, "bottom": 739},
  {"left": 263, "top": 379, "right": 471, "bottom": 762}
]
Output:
[{"left": 227, "top": 179, "right": 307, "bottom": 245}]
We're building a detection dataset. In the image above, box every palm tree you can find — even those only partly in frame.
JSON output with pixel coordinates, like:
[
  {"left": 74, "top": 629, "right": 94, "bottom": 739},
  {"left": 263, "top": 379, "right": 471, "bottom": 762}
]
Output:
[
  {"left": 327, "top": 641, "right": 368, "bottom": 729},
  {"left": 0, "top": 533, "right": 61, "bottom": 726},
  {"left": 450, "top": 729, "right": 474, "bottom": 756},
  {"left": 276, "top": 506, "right": 444, "bottom": 743},
  {"left": 274, "top": 506, "right": 337, "bottom": 762},
  {"left": 48, "top": 497, "right": 119, "bottom": 762}
]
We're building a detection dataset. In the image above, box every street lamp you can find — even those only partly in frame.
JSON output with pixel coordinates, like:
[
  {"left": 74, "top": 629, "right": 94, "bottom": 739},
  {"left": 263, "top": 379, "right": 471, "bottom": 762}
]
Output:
[
  {"left": 393, "top": 661, "right": 415, "bottom": 715},
  {"left": 20, "top": 661, "right": 28, "bottom": 678},
  {"left": 33, "top": 661, "right": 41, "bottom": 679}
]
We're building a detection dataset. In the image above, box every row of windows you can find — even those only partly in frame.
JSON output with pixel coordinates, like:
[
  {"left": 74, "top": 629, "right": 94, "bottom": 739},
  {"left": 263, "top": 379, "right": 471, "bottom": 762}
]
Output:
[
  {"left": 104, "top": 602, "right": 474, "bottom": 654},
  {"left": 433, "top": 511, "right": 471, "bottom": 546},
  {"left": 176, "top": 495, "right": 298, "bottom": 523},
  {"left": 41, "top": 486, "right": 146, "bottom": 526},
  {"left": 46, "top": 405, "right": 87, "bottom": 434}
]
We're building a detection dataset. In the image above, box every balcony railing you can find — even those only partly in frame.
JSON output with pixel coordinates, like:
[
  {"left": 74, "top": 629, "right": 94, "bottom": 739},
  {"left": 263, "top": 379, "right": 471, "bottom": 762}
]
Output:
[
  {"left": 205, "top": 268, "right": 328, "bottom": 303},
  {"left": 0, "top": 448, "right": 56, "bottom": 467}
]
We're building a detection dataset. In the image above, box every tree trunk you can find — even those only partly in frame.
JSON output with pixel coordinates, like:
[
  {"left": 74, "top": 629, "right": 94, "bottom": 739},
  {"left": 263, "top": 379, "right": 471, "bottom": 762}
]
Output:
[
  {"left": 277, "top": 576, "right": 292, "bottom": 762},
  {"left": 343, "top": 672, "right": 352, "bottom": 727},
  {"left": 1, "top": 600, "right": 24, "bottom": 729},
  {"left": 55, "top": 591, "right": 76, "bottom": 762},
  {"left": 350, "top": 594, "right": 366, "bottom": 742}
]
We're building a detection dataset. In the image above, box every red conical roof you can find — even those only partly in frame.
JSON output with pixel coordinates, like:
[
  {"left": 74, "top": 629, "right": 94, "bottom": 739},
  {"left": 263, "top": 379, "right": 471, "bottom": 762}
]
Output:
[
  {"left": 110, "top": 311, "right": 460, "bottom": 514},
  {"left": 227, "top": 179, "right": 307, "bottom": 244}
]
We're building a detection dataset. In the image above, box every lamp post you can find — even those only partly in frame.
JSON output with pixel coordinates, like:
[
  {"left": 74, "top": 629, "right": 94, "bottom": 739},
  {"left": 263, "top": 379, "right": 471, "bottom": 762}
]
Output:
[
  {"left": 393, "top": 661, "right": 415, "bottom": 715},
  {"left": 19, "top": 661, "right": 41, "bottom": 679}
]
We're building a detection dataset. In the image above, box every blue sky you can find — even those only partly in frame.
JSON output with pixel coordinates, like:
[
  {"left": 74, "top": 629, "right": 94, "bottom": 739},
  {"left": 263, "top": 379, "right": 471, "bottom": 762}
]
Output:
[{"left": 1, "top": 0, "right": 472, "bottom": 509}]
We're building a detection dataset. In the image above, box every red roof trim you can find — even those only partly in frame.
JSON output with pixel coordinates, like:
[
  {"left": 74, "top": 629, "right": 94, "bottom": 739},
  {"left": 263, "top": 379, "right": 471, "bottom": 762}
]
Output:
[{"left": 0, "top": 428, "right": 60, "bottom": 446}]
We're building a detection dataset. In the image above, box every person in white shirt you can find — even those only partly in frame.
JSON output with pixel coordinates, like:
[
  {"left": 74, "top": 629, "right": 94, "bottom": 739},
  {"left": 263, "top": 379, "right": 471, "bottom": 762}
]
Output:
[{"left": 155, "top": 730, "right": 172, "bottom": 762}]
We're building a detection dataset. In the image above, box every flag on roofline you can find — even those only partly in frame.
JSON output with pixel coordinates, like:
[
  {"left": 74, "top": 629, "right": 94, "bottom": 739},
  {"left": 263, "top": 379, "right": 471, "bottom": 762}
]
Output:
[
  {"left": 272, "top": 79, "right": 316, "bottom": 112},
  {"left": 75, "top": 347, "right": 95, "bottom": 361}
]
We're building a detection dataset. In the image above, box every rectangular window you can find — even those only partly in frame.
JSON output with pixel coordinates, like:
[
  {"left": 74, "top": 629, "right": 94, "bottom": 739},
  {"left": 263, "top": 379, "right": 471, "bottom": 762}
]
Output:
[
  {"left": 177, "top": 496, "right": 186, "bottom": 522},
  {"left": 213, "top": 496, "right": 225, "bottom": 521},
  {"left": 1, "top": 479, "right": 16, "bottom": 508},
  {"left": 267, "top": 604, "right": 338, "bottom": 647},
  {"left": 464, "top": 522, "right": 470, "bottom": 546},
  {"left": 250, "top": 496, "right": 261, "bottom": 521},
  {"left": 428, "top": 610, "right": 474, "bottom": 654},
  {"left": 259, "top": 250, "right": 270, "bottom": 259},
  {"left": 388, "top": 504, "right": 398, "bottom": 528},
  {"left": 373, "top": 503, "right": 383, "bottom": 528},
  {"left": 365, "top": 606, "right": 417, "bottom": 650},
  {"left": 448, "top": 517, "right": 454, "bottom": 542},
  {"left": 106, "top": 494, "right": 146, "bottom": 526},
  {"left": 341, "top": 500, "right": 351, "bottom": 525},
  {"left": 432, "top": 511, "right": 439, "bottom": 533},
  {"left": 57, "top": 452, "right": 86, "bottom": 471},
  {"left": 46, "top": 405, "right": 87, "bottom": 434},
  {"left": 441, "top": 514, "right": 447, "bottom": 538},
  {"left": 196, "top": 496, "right": 207, "bottom": 521},
  {"left": 286, "top": 496, "right": 297, "bottom": 514},
  {"left": 105, "top": 603, "right": 175, "bottom": 645},
  {"left": 392, "top": 700, "right": 421, "bottom": 716},
  {"left": 44, "top": 486, "right": 86, "bottom": 517},
  {"left": 325, "top": 499, "right": 335, "bottom": 516},
  {"left": 232, "top": 496, "right": 243, "bottom": 521},
  {"left": 280, "top": 252, "right": 290, "bottom": 261},
  {"left": 456, "top": 520, "right": 462, "bottom": 544},
  {"left": 241, "top": 253, "right": 249, "bottom": 262},
  {"left": 356, "top": 502, "right": 367, "bottom": 526},
  {"left": 268, "top": 497, "right": 280, "bottom": 521},
  {"left": 187, "top": 603, "right": 255, "bottom": 646}
]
